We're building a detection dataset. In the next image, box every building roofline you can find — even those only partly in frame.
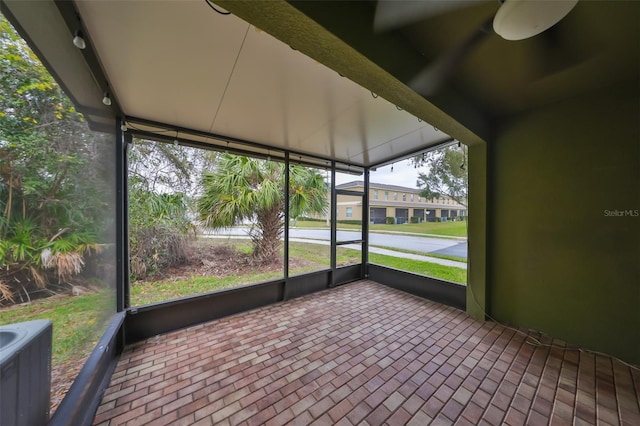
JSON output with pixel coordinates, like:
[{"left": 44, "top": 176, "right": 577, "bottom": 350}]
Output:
[{"left": 336, "top": 180, "right": 421, "bottom": 193}]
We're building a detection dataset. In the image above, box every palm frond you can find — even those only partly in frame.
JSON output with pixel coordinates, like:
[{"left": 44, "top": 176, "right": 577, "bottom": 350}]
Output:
[
  {"left": 197, "top": 155, "right": 328, "bottom": 263},
  {"left": 0, "top": 281, "right": 15, "bottom": 304}
]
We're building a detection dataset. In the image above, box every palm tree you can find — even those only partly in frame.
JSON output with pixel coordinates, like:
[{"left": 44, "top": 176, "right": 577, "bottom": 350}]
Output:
[{"left": 197, "top": 154, "right": 328, "bottom": 263}]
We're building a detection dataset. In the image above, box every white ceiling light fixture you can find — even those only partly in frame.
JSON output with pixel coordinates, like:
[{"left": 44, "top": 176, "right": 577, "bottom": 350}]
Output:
[
  {"left": 72, "top": 30, "right": 86, "bottom": 49},
  {"left": 102, "top": 92, "right": 112, "bottom": 106},
  {"left": 493, "top": 0, "right": 580, "bottom": 41}
]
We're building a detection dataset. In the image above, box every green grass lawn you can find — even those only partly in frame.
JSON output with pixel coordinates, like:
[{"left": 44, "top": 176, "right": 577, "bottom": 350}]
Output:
[
  {"left": 369, "top": 253, "right": 467, "bottom": 284},
  {"left": 371, "top": 220, "right": 467, "bottom": 237},
  {"left": 292, "top": 242, "right": 465, "bottom": 282},
  {"left": 131, "top": 240, "right": 465, "bottom": 306},
  {"left": 130, "top": 272, "right": 284, "bottom": 306},
  {"left": 290, "top": 241, "right": 466, "bottom": 284},
  {"left": 130, "top": 239, "right": 464, "bottom": 306},
  {"left": 130, "top": 240, "right": 363, "bottom": 306},
  {"left": 294, "top": 220, "right": 467, "bottom": 238},
  {"left": 0, "top": 291, "right": 114, "bottom": 364},
  {"left": 130, "top": 253, "right": 465, "bottom": 306}
]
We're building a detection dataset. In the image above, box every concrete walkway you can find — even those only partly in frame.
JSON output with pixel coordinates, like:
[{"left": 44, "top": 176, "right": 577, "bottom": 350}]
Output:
[{"left": 367, "top": 246, "right": 467, "bottom": 269}]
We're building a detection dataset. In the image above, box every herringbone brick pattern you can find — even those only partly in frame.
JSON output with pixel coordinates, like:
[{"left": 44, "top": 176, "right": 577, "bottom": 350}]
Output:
[{"left": 93, "top": 280, "right": 640, "bottom": 425}]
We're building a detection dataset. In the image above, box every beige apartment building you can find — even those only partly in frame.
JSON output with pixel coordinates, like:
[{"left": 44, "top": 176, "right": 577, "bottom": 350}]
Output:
[{"left": 335, "top": 181, "right": 466, "bottom": 224}]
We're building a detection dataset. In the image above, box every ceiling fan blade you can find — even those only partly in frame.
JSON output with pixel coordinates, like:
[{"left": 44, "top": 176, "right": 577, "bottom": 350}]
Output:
[
  {"left": 409, "top": 19, "right": 493, "bottom": 96},
  {"left": 374, "top": 0, "right": 479, "bottom": 32},
  {"left": 492, "top": 0, "right": 579, "bottom": 40}
]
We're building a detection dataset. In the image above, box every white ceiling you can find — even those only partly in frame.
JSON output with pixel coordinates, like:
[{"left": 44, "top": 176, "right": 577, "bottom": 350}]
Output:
[{"left": 75, "top": 0, "right": 450, "bottom": 166}]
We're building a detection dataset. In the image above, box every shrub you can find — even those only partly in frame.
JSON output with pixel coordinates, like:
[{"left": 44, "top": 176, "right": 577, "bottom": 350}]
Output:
[
  {"left": 0, "top": 220, "right": 103, "bottom": 304},
  {"left": 410, "top": 216, "right": 421, "bottom": 224},
  {"left": 129, "top": 225, "right": 189, "bottom": 280},
  {"left": 129, "top": 191, "right": 193, "bottom": 280},
  {"left": 386, "top": 217, "right": 395, "bottom": 224},
  {"left": 297, "top": 217, "right": 325, "bottom": 222}
]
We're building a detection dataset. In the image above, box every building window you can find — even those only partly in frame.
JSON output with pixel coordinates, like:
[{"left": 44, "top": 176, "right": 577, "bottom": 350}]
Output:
[
  {"left": 373, "top": 189, "right": 378, "bottom": 199},
  {"left": 418, "top": 196, "right": 421, "bottom": 202},
  {"left": 346, "top": 207, "right": 353, "bottom": 218},
  {"left": 411, "top": 194, "right": 414, "bottom": 202},
  {"left": 394, "top": 192, "right": 398, "bottom": 200},
  {"left": 384, "top": 191, "right": 389, "bottom": 200},
  {"left": 402, "top": 193, "right": 406, "bottom": 201}
]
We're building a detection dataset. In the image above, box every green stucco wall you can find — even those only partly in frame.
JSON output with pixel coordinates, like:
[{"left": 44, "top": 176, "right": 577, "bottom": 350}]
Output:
[{"left": 489, "top": 88, "right": 640, "bottom": 364}]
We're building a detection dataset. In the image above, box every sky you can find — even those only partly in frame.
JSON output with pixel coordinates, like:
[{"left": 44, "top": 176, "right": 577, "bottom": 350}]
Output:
[{"left": 335, "top": 159, "right": 420, "bottom": 189}]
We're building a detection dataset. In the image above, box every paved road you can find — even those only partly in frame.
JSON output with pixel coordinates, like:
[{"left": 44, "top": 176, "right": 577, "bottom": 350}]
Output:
[{"left": 206, "top": 227, "right": 468, "bottom": 259}]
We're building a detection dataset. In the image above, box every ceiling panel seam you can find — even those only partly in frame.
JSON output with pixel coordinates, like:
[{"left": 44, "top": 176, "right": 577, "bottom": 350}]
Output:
[
  {"left": 208, "top": 23, "right": 251, "bottom": 134},
  {"left": 352, "top": 123, "right": 435, "bottom": 159}
]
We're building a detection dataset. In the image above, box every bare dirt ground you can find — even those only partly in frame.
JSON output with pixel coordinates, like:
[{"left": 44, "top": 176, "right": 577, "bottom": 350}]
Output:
[
  {"left": 142, "top": 240, "right": 315, "bottom": 283},
  {"left": 50, "top": 356, "right": 89, "bottom": 415},
  {"left": 157, "top": 245, "right": 272, "bottom": 279}
]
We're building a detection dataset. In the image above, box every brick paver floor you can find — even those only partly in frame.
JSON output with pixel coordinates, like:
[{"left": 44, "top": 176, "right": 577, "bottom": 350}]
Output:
[{"left": 93, "top": 280, "right": 640, "bottom": 425}]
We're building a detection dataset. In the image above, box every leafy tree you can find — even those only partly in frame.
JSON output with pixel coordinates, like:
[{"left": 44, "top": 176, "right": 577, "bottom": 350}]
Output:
[
  {"left": 128, "top": 139, "right": 200, "bottom": 194},
  {"left": 1, "top": 15, "right": 114, "bottom": 302},
  {"left": 127, "top": 139, "right": 215, "bottom": 279},
  {"left": 412, "top": 144, "right": 468, "bottom": 207},
  {"left": 197, "top": 154, "right": 327, "bottom": 263}
]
